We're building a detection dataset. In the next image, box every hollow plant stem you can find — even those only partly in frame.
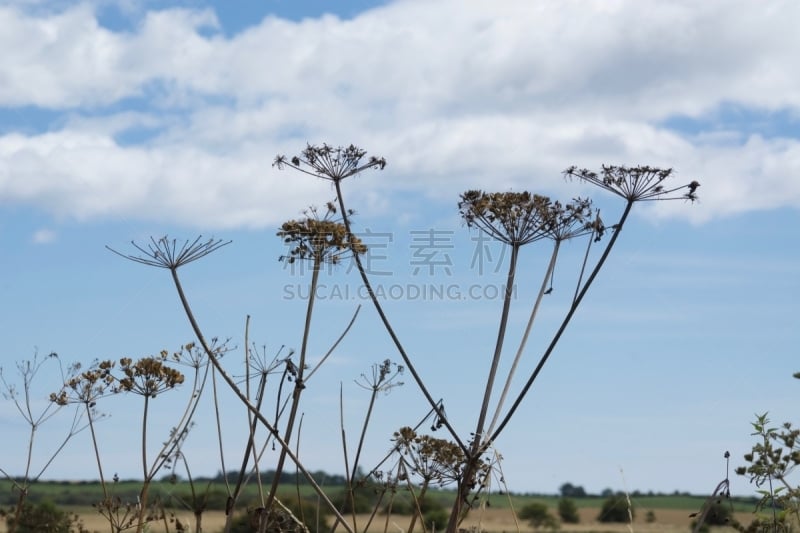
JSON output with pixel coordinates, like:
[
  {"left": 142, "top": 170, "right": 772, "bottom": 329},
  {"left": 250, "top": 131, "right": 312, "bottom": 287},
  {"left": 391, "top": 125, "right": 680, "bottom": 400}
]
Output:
[
  {"left": 86, "top": 405, "right": 109, "bottom": 501},
  {"left": 489, "top": 200, "right": 634, "bottom": 444},
  {"left": 486, "top": 240, "right": 561, "bottom": 438},
  {"left": 447, "top": 243, "right": 520, "bottom": 533},
  {"left": 135, "top": 395, "right": 151, "bottom": 533}
]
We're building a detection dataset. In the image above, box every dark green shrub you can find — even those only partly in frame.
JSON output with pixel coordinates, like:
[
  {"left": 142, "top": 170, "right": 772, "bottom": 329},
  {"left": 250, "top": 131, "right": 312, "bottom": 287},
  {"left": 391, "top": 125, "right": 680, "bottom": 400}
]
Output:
[
  {"left": 691, "top": 501, "right": 735, "bottom": 532},
  {"left": 645, "top": 509, "right": 656, "bottom": 523},
  {"left": 518, "top": 501, "right": 559, "bottom": 530},
  {"left": 557, "top": 497, "right": 579, "bottom": 523},
  {"left": 597, "top": 493, "right": 633, "bottom": 523},
  {"left": 226, "top": 499, "right": 329, "bottom": 533},
  {"left": 422, "top": 506, "right": 449, "bottom": 532},
  {"left": 3, "top": 501, "right": 87, "bottom": 533}
]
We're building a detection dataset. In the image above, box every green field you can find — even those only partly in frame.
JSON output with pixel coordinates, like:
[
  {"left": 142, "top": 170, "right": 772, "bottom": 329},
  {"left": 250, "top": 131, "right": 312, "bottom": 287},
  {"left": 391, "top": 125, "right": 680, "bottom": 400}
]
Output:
[{"left": 0, "top": 479, "right": 765, "bottom": 533}]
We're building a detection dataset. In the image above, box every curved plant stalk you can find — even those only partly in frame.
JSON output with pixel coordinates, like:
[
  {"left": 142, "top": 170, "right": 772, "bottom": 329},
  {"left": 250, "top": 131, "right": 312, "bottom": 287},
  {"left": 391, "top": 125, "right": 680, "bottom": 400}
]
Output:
[
  {"left": 163, "top": 266, "right": 354, "bottom": 533},
  {"left": 333, "top": 179, "right": 466, "bottom": 453},
  {"left": 275, "top": 146, "right": 464, "bottom": 450}
]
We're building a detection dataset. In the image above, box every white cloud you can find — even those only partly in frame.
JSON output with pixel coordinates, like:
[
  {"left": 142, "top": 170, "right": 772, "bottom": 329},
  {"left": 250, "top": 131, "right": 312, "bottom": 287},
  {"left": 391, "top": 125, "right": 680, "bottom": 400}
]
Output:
[
  {"left": 0, "top": 0, "right": 799, "bottom": 228},
  {"left": 32, "top": 227, "right": 56, "bottom": 243}
]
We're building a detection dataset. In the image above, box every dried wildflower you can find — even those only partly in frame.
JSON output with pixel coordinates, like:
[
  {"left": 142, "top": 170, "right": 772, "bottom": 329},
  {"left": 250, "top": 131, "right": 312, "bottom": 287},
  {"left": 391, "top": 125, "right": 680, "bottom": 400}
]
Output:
[
  {"left": 278, "top": 202, "right": 367, "bottom": 265},
  {"left": 458, "top": 190, "right": 553, "bottom": 246},
  {"left": 355, "top": 359, "right": 404, "bottom": 393},
  {"left": 50, "top": 359, "right": 115, "bottom": 406},
  {"left": 542, "top": 197, "right": 596, "bottom": 242},
  {"left": 114, "top": 355, "right": 185, "bottom": 398},
  {"left": 564, "top": 165, "right": 700, "bottom": 202},
  {"left": 392, "top": 426, "right": 486, "bottom": 487},
  {"left": 273, "top": 143, "right": 386, "bottom": 182},
  {"left": 107, "top": 235, "right": 231, "bottom": 270},
  {"left": 169, "top": 338, "right": 230, "bottom": 369}
]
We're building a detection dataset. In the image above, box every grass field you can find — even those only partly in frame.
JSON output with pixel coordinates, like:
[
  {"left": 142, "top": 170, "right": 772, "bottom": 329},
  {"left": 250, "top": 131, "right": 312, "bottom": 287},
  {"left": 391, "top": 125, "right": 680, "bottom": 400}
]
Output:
[
  {"left": 0, "top": 479, "right": 765, "bottom": 532},
  {"left": 0, "top": 507, "right": 756, "bottom": 533},
  {"left": 0, "top": 502, "right": 761, "bottom": 533}
]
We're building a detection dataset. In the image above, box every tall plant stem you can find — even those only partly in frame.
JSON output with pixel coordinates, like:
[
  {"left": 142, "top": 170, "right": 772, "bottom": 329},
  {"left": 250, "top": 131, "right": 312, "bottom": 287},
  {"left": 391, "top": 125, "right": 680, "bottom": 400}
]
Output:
[
  {"left": 351, "top": 385, "right": 379, "bottom": 484},
  {"left": 473, "top": 243, "right": 519, "bottom": 447},
  {"left": 486, "top": 240, "right": 561, "bottom": 437},
  {"left": 86, "top": 406, "right": 108, "bottom": 501},
  {"left": 448, "top": 243, "right": 520, "bottom": 533},
  {"left": 136, "top": 395, "right": 151, "bottom": 533},
  {"left": 489, "top": 201, "right": 633, "bottom": 444},
  {"left": 265, "top": 259, "right": 321, "bottom": 513},
  {"left": 167, "top": 268, "right": 354, "bottom": 533},
  {"left": 333, "top": 180, "right": 466, "bottom": 452}
]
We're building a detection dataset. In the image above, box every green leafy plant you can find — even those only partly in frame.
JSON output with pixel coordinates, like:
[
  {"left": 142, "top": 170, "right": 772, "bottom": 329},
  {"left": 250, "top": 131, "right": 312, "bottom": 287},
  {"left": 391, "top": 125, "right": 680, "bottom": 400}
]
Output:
[
  {"left": 598, "top": 493, "right": 634, "bottom": 523},
  {"left": 557, "top": 497, "right": 579, "bottom": 524},
  {"left": 736, "top": 382, "right": 800, "bottom": 533},
  {"left": 518, "top": 501, "right": 559, "bottom": 530},
  {"left": 2, "top": 500, "right": 88, "bottom": 533}
]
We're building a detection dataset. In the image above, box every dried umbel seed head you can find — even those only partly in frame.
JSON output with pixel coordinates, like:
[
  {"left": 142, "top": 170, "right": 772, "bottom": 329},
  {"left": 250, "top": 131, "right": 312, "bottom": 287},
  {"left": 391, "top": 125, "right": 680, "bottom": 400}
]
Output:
[
  {"left": 564, "top": 165, "right": 700, "bottom": 203},
  {"left": 273, "top": 143, "right": 386, "bottom": 182},
  {"left": 50, "top": 360, "right": 116, "bottom": 405},
  {"left": 277, "top": 203, "right": 367, "bottom": 265},
  {"left": 458, "top": 190, "right": 553, "bottom": 246},
  {"left": 108, "top": 235, "right": 231, "bottom": 270},
  {"left": 114, "top": 356, "right": 185, "bottom": 398}
]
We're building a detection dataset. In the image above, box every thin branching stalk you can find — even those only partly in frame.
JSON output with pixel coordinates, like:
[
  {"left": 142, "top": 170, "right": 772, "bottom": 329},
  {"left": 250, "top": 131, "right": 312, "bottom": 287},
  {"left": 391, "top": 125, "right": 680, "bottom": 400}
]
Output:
[
  {"left": 473, "top": 243, "right": 519, "bottom": 448},
  {"left": 85, "top": 406, "right": 108, "bottom": 501},
  {"left": 487, "top": 164, "right": 699, "bottom": 464},
  {"left": 111, "top": 237, "right": 355, "bottom": 532},
  {"left": 164, "top": 266, "right": 354, "bottom": 533},
  {"left": 275, "top": 145, "right": 464, "bottom": 452},
  {"left": 573, "top": 222, "right": 596, "bottom": 304},
  {"left": 265, "top": 259, "right": 321, "bottom": 515},
  {"left": 486, "top": 240, "right": 561, "bottom": 438},
  {"left": 338, "top": 384, "right": 358, "bottom": 532},
  {"left": 305, "top": 305, "right": 361, "bottom": 381},
  {"left": 332, "top": 179, "right": 465, "bottom": 452},
  {"left": 489, "top": 200, "right": 634, "bottom": 444}
]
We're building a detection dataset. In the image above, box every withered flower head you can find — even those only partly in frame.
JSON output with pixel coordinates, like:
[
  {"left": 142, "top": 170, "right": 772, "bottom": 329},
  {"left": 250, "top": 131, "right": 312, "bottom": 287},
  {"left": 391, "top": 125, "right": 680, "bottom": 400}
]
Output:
[
  {"left": 542, "top": 197, "right": 596, "bottom": 242},
  {"left": 50, "top": 359, "right": 115, "bottom": 406},
  {"left": 458, "top": 190, "right": 553, "bottom": 246},
  {"left": 278, "top": 202, "right": 367, "bottom": 265},
  {"left": 355, "top": 358, "right": 404, "bottom": 393},
  {"left": 564, "top": 165, "right": 700, "bottom": 203},
  {"left": 392, "top": 426, "right": 481, "bottom": 486},
  {"left": 114, "top": 354, "right": 185, "bottom": 398},
  {"left": 273, "top": 143, "right": 386, "bottom": 182}
]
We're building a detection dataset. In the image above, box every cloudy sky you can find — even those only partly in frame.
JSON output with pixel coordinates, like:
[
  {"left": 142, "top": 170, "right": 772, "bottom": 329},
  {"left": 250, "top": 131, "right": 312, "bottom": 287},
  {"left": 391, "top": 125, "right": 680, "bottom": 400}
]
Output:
[{"left": 1, "top": 0, "right": 798, "bottom": 498}]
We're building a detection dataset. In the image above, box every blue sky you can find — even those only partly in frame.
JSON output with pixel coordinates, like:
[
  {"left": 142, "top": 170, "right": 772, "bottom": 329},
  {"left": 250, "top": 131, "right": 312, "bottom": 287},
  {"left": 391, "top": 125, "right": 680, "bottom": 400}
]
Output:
[{"left": 0, "top": 0, "right": 798, "bottom": 498}]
